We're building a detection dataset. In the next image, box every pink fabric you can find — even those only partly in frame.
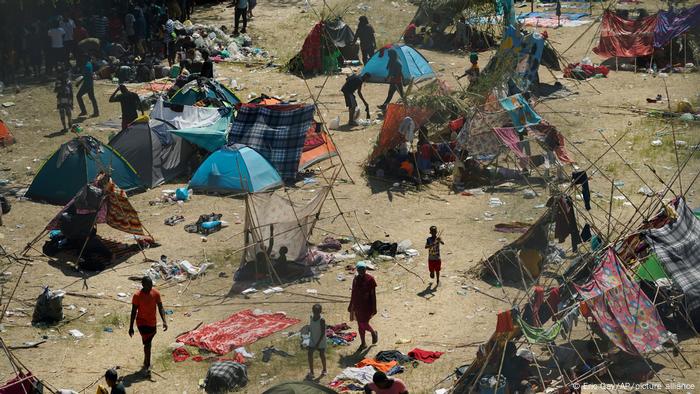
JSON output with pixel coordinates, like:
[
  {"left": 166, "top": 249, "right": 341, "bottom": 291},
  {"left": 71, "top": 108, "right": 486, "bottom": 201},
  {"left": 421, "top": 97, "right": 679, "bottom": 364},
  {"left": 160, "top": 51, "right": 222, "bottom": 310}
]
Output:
[
  {"left": 177, "top": 309, "right": 300, "bottom": 354},
  {"left": 492, "top": 127, "right": 527, "bottom": 159},
  {"left": 574, "top": 249, "right": 669, "bottom": 354},
  {"left": 408, "top": 348, "right": 444, "bottom": 363}
]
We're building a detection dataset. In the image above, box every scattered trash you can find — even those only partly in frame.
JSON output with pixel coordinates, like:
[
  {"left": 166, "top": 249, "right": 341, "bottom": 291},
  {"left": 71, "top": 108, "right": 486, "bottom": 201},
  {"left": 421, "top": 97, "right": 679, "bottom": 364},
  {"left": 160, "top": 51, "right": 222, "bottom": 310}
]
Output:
[
  {"left": 613, "top": 180, "right": 624, "bottom": 187},
  {"left": 68, "top": 329, "right": 85, "bottom": 339},
  {"left": 676, "top": 140, "right": 687, "bottom": 147},
  {"left": 679, "top": 113, "right": 694, "bottom": 121},
  {"left": 306, "top": 289, "right": 318, "bottom": 294},
  {"left": 117, "top": 293, "right": 127, "bottom": 298},
  {"left": 395, "top": 338, "right": 412, "bottom": 344},
  {"left": 488, "top": 197, "right": 505, "bottom": 207},
  {"left": 651, "top": 139, "right": 663, "bottom": 146},
  {"left": 638, "top": 186, "right": 654, "bottom": 196},
  {"left": 103, "top": 327, "right": 113, "bottom": 333},
  {"left": 262, "top": 287, "right": 284, "bottom": 295},
  {"left": 393, "top": 286, "right": 402, "bottom": 291},
  {"left": 1, "top": 102, "right": 15, "bottom": 108},
  {"left": 336, "top": 274, "right": 346, "bottom": 281},
  {"left": 522, "top": 189, "right": 537, "bottom": 199},
  {"left": 241, "top": 288, "right": 257, "bottom": 295}
]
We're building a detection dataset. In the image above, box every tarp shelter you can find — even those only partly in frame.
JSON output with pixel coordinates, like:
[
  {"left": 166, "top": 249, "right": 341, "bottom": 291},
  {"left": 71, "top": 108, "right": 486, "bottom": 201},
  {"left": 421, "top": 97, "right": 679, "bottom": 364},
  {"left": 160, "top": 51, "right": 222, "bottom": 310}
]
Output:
[
  {"left": 108, "top": 116, "right": 196, "bottom": 188},
  {"left": 368, "top": 103, "right": 433, "bottom": 162},
  {"left": 299, "top": 123, "right": 339, "bottom": 171},
  {"left": 26, "top": 136, "right": 142, "bottom": 205},
  {"left": 228, "top": 104, "right": 316, "bottom": 181},
  {"left": 0, "top": 119, "right": 14, "bottom": 146},
  {"left": 189, "top": 144, "right": 283, "bottom": 194},
  {"left": 654, "top": 5, "right": 700, "bottom": 48},
  {"left": 287, "top": 19, "right": 357, "bottom": 75},
  {"left": 593, "top": 11, "right": 658, "bottom": 58},
  {"left": 45, "top": 174, "right": 146, "bottom": 236},
  {"left": 361, "top": 45, "right": 435, "bottom": 84},
  {"left": 151, "top": 97, "right": 228, "bottom": 129},
  {"left": 263, "top": 381, "right": 338, "bottom": 394},
  {"left": 169, "top": 78, "right": 241, "bottom": 107},
  {"left": 242, "top": 187, "right": 330, "bottom": 268},
  {"left": 170, "top": 112, "right": 233, "bottom": 152}
]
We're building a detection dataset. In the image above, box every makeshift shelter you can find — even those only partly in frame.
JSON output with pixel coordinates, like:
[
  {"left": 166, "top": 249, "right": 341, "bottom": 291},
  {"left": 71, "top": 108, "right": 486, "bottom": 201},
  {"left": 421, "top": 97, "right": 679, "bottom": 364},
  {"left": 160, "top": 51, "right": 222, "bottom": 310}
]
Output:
[
  {"left": 228, "top": 103, "right": 316, "bottom": 181},
  {"left": 360, "top": 45, "right": 435, "bottom": 85},
  {"left": 169, "top": 78, "right": 241, "bottom": 107},
  {"left": 170, "top": 112, "right": 233, "bottom": 152},
  {"left": 368, "top": 103, "right": 433, "bottom": 162},
  {"left": 238, "top": 187, "right": 330, "bottom": 282},
  {"left": 263, "top": 381, "right": 338, "bottom": 394},
  {"left": 108, "top": 116, "right": 196, "bottom": 188},
  {"left": 26, "top": 136, "right": 142, "bottom": 205},
  {"left": 286, "top": 18, "right": 357, "bottom": 76},
  {"left": 189, "top": 144, "right": 283, "bottom": 194},
  {"left": 0, "top": 119, "right": 14, "bottom": 147},
  {"left": 151, "top": 97, "right": 229, "bottom": 129}
]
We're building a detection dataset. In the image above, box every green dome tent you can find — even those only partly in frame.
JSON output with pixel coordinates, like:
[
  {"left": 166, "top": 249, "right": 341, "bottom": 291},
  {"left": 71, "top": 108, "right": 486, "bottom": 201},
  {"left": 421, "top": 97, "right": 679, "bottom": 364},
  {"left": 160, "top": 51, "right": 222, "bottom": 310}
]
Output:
[
  {"left": 169, "top": 78, "right": 241, "bottom": 107},
  {"left": 26, "top": 136, "right": 142, "bottom": 205}
]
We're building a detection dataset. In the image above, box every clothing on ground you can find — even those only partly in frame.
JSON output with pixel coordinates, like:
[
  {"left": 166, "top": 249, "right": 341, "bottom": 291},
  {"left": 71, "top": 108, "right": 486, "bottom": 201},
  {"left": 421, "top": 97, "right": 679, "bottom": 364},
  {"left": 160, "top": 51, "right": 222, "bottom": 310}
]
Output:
[
  {"left": 407, "top": 348, "right": 444, "bottom": 363},
  {"left": 355, "top": 358, "right": 397, "bottom": 373},
  {"left": 375, "top": 350, "right": 413, "bottom": 364}
]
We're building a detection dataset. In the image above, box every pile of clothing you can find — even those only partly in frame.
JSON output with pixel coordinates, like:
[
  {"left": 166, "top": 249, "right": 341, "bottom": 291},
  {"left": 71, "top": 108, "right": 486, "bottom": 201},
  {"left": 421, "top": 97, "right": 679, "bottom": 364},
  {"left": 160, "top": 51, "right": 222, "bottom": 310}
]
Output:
[
  {"left": 564, "top": 62, "right": 610, "bottom": 80},
  {"left": 326, "top": 323, "right": 357, "bottom": 346}
]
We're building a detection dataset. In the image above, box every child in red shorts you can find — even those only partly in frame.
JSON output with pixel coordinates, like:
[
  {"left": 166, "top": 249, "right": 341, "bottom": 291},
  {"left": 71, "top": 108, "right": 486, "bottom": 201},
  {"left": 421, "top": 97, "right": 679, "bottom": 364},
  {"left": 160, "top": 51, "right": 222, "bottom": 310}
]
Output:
[{"left": 425, "top": 226, "right": 444, "bottom": 285}]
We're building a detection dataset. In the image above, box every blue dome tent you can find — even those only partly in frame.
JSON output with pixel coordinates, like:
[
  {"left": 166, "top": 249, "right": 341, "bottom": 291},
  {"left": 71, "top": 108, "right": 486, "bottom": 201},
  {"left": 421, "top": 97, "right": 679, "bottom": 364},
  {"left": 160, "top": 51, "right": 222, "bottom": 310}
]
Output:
[
  {"left": 189, "top": 144, "right": 283, "bottom": 194},
  {"left": 26, "top": 136, "right": 143, "bottom": 205},
  {"left": 360, "top": 44, "right": 435, "bottom": 84}
]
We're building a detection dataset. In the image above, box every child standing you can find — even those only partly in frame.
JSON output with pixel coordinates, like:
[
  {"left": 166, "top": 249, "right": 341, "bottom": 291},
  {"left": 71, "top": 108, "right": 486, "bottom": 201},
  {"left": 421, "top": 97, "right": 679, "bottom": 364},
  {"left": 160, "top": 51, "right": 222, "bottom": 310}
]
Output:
[
  {"left": 55, "top": 72, "right": 74, "bottom": 132},
  {"left": 307, "top": 303, "right": 327, "bottom": 380},
  {"left": 425, "top": 226, "right": 444, "bottom": 285}
]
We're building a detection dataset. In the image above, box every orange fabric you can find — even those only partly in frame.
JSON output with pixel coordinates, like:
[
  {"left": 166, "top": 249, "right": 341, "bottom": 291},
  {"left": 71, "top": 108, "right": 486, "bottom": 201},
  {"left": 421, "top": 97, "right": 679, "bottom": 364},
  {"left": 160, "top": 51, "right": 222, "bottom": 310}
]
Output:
[
  {"left": 103, "top": 179, "right": 145, "bottom": 235},
  {"left": 132, "top": 289, "right": 162, "bottom": 327},
  {"left": 400, "top": 160, "right": 414, "bottom": 177},
  {"left": 299, "top": 124, "right": 338, "bottom": 170},
  {"left": 495, "top": 309, "right": 515, "bottom": 333},
  {"left": 579, "top": 300, "right": 592, "bottom": 318},
  {"left": 356, "top": 358, "right": 397, "bottom": 373},
  {"left": 369, "top": 103, "right": 433, "bottom": 161},
  {"left": 0, "top": 120, "right": 14, "bottom": 146}
]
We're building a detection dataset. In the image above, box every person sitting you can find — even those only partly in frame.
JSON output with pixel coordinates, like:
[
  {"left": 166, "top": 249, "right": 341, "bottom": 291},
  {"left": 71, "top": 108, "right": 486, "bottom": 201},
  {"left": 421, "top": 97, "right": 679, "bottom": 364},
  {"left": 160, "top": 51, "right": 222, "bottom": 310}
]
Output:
[
  {"left": 403, "top": 23, "right": 419, "bottom": 45},
  {"left": 364, "top": 371, "right": 408, "bottom": 394},
  {"left": 457, "top": 52, "right": 480, "bottom": 83},
  {"left": 96, "top": 368, "right": 126, "bottom": 394}
]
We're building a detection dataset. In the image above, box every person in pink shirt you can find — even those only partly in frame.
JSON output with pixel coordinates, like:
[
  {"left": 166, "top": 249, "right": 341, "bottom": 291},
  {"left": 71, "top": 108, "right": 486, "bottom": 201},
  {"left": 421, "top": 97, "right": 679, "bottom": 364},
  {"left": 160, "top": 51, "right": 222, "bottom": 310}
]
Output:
[{"left": 364, "top": 372, "right": 409, "bottom": 394}]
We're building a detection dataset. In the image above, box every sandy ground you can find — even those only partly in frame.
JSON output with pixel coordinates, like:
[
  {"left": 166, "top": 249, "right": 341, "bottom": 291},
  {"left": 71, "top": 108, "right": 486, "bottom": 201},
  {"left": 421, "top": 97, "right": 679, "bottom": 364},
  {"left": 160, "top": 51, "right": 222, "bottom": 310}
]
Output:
[{"left": 0, "top": 0, "right": 699, "bottom": 393}]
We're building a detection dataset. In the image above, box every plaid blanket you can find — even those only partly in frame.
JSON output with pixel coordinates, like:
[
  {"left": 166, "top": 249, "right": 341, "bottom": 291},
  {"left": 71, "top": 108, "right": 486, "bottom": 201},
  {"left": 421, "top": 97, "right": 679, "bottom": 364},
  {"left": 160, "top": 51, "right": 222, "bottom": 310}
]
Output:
[
  {"left": 229, "top": 104, "right": 315, "bottom": 180},
  {"left": 644, "top": 197, "right": 700, "bottom": 312},
  {"left": 205, "top": 361, "right": 248, "bottom": 392}
]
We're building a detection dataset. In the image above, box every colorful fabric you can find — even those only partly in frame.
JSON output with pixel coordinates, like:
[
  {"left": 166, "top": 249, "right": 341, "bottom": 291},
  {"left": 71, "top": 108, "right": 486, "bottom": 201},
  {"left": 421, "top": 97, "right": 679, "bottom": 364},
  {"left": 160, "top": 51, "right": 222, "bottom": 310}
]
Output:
[
  {"left": 634, "top": 254, "right": 668, "bottom": 282},
  {"left": 407, "top": 348, "right": 444, "bottom": 363},
  {"left": 644, "top": 197, "right": 700, "bottom": 311},
  {"left": 229, "top": 104, "right": 315, "bottom": 180},
  {"left": 654, "top": 5, "right": 700, "bottom": 48},
  {"left": 177, "top": 309, "right": 300, "bottom": 354},
  {"left": 517, "top": 316, "right": 562, "bottom": 343},
  {"left": 301, "top": 22, "right": 323, "bottom": 73},
  {"left": 528, "top": 123, "right": 575, "bottom": 164},
  {"left": 499, "top": 94, "right": 541, "bottom": 132},
  {"left": 574, "top": 248, "right": 669, "bottom": 354},
  {"left": 492, "top": 127, "right": 526, "bottom": 159},
  {"left": 593, "top": 11, "right": 658, "bottom": 58},
  {"left": 465, "top": 130, "right": 504, "bottom": 157},
  {"left": 102, "top": 180, "right": 145, "bottom": 235},
  {"left": 369, "top": 104, "right": 433, "bottom": 161},
  {"left": 299, "top": 124, "right": 338, "bottom": 171},
  {"left": 355, "top": 358, "right": 398, "bottom": 373},
  {"left": 495, "top": 309, "right": 515, "bottom": 333}
]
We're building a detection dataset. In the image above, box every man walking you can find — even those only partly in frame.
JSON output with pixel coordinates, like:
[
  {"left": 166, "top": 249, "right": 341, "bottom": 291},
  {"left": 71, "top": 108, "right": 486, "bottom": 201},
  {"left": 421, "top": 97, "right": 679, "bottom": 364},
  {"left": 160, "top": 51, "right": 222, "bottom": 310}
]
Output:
[
  {"left": 129, "top": 276, "right": 168, "bottom": 375},
  {"left": 77, "top": 56, "right": 99, "bottom": 117}
]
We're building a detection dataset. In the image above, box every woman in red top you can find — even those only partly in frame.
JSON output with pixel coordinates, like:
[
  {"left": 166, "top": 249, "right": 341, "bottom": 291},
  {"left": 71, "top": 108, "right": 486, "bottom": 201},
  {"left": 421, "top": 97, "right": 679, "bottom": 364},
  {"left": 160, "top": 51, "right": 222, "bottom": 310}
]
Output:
[{"left": 348, "top": 261, "right": 378, "bottom": 349}]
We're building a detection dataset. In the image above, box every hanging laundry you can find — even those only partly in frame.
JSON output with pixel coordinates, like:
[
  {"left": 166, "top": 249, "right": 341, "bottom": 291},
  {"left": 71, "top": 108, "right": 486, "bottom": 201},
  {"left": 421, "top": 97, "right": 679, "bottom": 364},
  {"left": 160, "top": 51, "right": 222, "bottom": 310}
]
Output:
[
  {"left": 571, "top": 171, "right": 591, "bottom": 210},
  {"left": 580, "top": 224, "right": 592, "bottom": 242},
  {"left": 517, "top": 316, "right": 562, "bottom": 343},
  {"left": 548, "top": 196, "right": 581, "bottom": 252},
  {"left": 559, "top": 307, "right": 581, "bottom": 339},
  {"left": 493, "top": 127, "right": 527, "bottom": 159},
  {"left": 499, "top": 94, "right": 542, "bottom": 132},
  {"left": 495, "top": 309, "right": 515, "bottom": 333}
]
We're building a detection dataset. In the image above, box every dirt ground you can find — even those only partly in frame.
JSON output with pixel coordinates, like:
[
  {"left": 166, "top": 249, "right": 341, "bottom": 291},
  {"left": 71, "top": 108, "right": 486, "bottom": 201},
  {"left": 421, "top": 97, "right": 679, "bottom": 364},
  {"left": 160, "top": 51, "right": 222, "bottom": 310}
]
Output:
[{"left": 0, "top": 0, "right": 699, "bottom": 393}]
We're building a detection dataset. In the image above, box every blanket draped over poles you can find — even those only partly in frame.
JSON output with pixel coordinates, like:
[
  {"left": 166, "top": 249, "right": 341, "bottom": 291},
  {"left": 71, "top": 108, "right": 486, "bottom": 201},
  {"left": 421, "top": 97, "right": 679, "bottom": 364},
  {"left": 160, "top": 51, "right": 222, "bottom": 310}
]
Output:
[
  {"left": 644, "top": 197, "right": 700, "bottom": 312},
  {"left": 176, "top": 309, "right": 300, "bottom": 354},
  {"left": 368, "top": 103, "right": 433, "bottom": 162},
  {"left": 229, "top": 104, "right": 315, "bottom": 181},
  {"left": 302, "top": 22, "right": 324, "bottom": 73},
  {"left": 653, "top": 5, "right": 700, "bottom": 48},
  {"left": 499, "top": 94, "right": 542, "bottom": 132},
  {"left": 46, "top": 178, "right": 145, "bottom": 236},
  {"left": 574, "top": 248, "right": 669, "bottom": 354},
  {"left": 593, "top": 12, "right": 658, "bottom": 58},
  {"left": 517, "top": 316, "right": 562, "bottom": 343}
]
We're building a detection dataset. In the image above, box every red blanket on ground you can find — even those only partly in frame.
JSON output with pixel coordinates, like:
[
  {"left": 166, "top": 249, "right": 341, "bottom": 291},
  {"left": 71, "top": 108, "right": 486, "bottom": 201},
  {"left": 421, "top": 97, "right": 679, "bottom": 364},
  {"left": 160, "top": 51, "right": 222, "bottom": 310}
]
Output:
[
  {"left": 177, "top": 309, "right": 300, "bottom": 354},
  {"left": 408, "top": 348, "right": 444, "bottom": 363}
]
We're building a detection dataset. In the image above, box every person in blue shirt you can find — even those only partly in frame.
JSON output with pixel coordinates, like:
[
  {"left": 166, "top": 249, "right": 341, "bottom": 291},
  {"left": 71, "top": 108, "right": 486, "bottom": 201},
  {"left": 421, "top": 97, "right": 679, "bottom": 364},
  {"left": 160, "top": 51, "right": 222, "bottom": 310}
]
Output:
[
  {"left": 234, "top": 0, "right": 249, "bottom": 35},
  {"left": 77, "top": 56, "right": 99, "bottom": 117}
]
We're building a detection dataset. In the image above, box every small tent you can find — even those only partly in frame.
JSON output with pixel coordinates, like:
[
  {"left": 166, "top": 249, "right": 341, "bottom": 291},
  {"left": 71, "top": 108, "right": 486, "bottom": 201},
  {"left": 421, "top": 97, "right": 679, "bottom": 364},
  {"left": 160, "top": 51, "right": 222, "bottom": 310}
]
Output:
[
  {"left": 189, "top": 144, "right": 283, "bottom": 194},
  {"left": 300, "top": 123, "right": 339, "bottom": 171},
  {"left": 108, "top": 116, "right": 196, "bottom": 188},
  {"left": 151, "top": 97, "right": 229, "bottom": 129},
  {"left": 0, "top": 119, "right": 14, "bottom": 146},
  {"left": 26, "top": 136, "right": 142, "bottom": 205},
  {"left": 170, "top": 112, "right": 233, "bottom": 152},
  {"left": 361, "top": 45, "right": 435, "bottom": 84},
  {"left": 286, "top": 18, "right": 357, "bottom": 76},
  {"left": 169, "top": 78, "right": 241, "bottom": 107}
]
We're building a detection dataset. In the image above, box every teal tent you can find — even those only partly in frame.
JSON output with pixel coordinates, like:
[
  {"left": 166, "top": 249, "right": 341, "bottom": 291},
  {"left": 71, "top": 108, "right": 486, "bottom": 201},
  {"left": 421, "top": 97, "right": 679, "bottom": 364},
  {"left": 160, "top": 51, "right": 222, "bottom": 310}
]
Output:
[
  {"left": 263, "top": 381, "right": 337, "bottom": 393},
  {"left": 169, "top": 112, "right": 233, "bottom": 152},
  {"left": 26, "top": 136, "right": 142, "bottom": 205},
  {"left": 360, "top": 44, "right": 435, "bottom": 84},
  {"left": 189, "top": 144, "right": 283, "bottom": 194},
  {"left": 169, "top": 78, "right": 241, "bottom": 107}
]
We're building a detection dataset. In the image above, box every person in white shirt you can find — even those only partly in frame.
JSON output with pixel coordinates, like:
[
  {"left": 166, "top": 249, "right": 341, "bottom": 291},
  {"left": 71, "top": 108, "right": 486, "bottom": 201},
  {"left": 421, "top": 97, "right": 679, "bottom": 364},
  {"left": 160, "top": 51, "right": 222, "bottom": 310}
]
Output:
[
  {"left": 60, "top": 15, "right": 76, "bottom": 62},
  {"left": 47, "top": 20, "right": 66, "bottom": 72}
]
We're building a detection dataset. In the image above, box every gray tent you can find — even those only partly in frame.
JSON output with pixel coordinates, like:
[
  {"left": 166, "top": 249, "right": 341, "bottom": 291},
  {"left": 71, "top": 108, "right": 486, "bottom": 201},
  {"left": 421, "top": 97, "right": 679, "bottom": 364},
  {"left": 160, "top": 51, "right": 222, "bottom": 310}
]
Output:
[
  {"left": 263, "top": 381, "right": 337, "bottom": 394},
  {"left": 108, "top": 116, "right": 196, "bottom": 188}
]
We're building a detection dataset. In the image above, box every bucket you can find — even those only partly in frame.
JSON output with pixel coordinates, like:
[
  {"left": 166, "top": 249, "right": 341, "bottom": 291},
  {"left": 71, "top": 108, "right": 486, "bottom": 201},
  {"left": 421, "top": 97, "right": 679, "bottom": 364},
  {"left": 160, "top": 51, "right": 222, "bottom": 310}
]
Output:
[{"left": 479, "top": 375, "right": 506, "bottom": 394}]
